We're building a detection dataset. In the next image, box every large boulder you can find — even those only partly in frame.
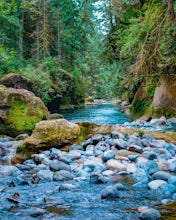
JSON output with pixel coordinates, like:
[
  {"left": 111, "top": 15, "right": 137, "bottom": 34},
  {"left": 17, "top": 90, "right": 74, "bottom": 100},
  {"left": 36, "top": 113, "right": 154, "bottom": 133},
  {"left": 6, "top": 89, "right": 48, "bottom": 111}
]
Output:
[
  {"left": 0, "top": 85, "right": 48, "bottom": 136},
  {"left": 13, "top": 119, "right": 80, "bottom": 162},
  {"left": 0, "top": 73, "right": 32, "bottom": 90}
]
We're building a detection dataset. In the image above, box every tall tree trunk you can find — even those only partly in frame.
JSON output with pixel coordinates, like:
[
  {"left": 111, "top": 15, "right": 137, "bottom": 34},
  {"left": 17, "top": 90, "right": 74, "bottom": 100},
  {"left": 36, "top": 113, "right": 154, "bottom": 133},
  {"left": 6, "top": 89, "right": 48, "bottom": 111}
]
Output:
[
  {"left": 19, "top": 10, "right": 24, "bottom": 59},
  {"left": 36, "top": 21, "right": 40, "bottom": 67},
  {"left": 57, "top": 13, "right": 62, "bottom": 64},
  {"left": 166, "top": 0, "right": 175, "bottom": 25}
]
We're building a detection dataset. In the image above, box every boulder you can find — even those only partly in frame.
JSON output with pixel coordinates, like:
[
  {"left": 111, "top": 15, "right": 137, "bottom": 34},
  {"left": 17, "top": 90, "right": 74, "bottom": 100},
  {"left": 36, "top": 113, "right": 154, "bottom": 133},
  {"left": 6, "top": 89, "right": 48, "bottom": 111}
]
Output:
[
  {"left": 0, "top": 73, "right": 32, "bottom": 90},
  {"left": 0, "top": 85, "right": 48, "bottom": 136},
  {"left": 13, "top": 119, "right": 80, "bottom": 161}
]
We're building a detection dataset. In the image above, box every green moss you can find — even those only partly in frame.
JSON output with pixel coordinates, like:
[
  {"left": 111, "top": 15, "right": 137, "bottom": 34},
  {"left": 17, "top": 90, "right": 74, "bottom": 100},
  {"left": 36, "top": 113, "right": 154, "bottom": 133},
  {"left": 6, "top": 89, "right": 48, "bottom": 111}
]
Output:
[
  {"left": 130, "top": 100, "right": 151, "bottom": 118},
  {"left": 152, "top": 107, "right": 176, "bottom": 118}
]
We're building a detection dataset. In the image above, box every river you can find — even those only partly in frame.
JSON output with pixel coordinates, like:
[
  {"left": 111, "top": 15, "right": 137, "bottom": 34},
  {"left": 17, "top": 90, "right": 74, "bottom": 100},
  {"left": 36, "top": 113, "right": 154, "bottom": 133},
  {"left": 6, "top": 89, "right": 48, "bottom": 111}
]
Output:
[{"left": 61, "top": 103, "right": 131, "bottom": 125}]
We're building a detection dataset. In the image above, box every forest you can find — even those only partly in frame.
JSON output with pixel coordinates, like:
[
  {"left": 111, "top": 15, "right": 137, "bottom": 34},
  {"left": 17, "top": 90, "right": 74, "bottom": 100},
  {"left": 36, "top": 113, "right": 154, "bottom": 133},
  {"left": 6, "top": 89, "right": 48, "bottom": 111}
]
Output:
[{"left": 0, "top": 0, "right": 176, "bottom": 116}]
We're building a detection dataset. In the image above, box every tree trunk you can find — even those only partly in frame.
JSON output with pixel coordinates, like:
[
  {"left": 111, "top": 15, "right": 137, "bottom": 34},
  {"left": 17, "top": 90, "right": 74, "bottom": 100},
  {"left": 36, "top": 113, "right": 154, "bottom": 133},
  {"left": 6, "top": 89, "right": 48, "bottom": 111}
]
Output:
[
  {"left": 166, "top": 0, "right": 175, "bottom": 25},
  {"left": 36, "top": 22, "right": 40, "bottom": 67},
  {"left": 19, "top": 2, "right": 24, "bottom": 59}
]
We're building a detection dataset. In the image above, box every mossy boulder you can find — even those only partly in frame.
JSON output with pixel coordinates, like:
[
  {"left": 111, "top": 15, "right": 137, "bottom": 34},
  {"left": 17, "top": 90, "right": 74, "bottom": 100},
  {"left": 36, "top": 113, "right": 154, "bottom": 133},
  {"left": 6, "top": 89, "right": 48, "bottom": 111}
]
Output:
[
  {"left": 0, "top": 73, "right": 32, "bottom": 90},
  {"left": 13, "top": 119, "right": 80, "bottom": 161},
  {"left": 0, "top": 85, "right": 48, "bottom": 137}
]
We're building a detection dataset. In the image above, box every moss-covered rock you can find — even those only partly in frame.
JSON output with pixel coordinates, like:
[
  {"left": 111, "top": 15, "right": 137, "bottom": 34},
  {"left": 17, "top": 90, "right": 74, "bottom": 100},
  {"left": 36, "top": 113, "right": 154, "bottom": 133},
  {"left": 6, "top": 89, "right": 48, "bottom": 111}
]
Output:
[
  {"left": 0, "top": 85, "right": 48, "bottom": 137},
  {"left": 13, "top": 119, "right": 80, "bottom": 161}
]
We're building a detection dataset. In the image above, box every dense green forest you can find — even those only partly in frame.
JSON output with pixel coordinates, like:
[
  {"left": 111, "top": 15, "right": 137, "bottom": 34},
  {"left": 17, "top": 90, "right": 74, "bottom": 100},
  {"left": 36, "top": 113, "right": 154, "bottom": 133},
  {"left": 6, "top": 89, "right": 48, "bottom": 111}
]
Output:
[{"left": 0, "top": 0, "right": 176, "bottom": 115}]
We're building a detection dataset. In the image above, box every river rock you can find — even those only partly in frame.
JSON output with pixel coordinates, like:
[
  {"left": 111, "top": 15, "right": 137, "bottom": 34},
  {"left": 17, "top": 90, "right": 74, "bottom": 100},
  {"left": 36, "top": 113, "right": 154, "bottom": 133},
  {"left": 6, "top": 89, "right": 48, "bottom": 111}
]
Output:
[
  {"left": 0, "top": 85, "right": 48, "bottom": 137},
  {"left": 168, "top": 159, "right": 176, "bottom": 172},
  {"left": 36, "top": 169, "right": 53, "bottom": 183},
  {"left": 152, "top": 171, "right": 173, "bottom": 181},
  {"left": 128, "top": 144, "right": 143, "bottom": 153},
  {"left": 58, "top": 183, "right": 76, "bottom": 191},
  {"left": 111, "top": 131, "right": 125, "bottom": 140},
  {"left": 168, "top": 176, "right": 176, "bottom": 185},
  {"left": 102, "top": 150, "right": 115, "bottom": 162},
  {"left": 14, "top": 119, "right": 80, "bottom": 161},
  {"left": 148, "top": 180, "right": 167, "bottom": 190},
  {"left": 139, "top": 208, "right": 161, "bottom": 219},
  {"left": 0, "top": 165, "right": 22, "bottom": 176},
  {"left": 101, "top": 184, "right": 120, "bottom": 199},
  {"left": 83, "top": 159, "right": 106, "bottom": 173},
  {"left": 106, "top": 159, "right": 126, "bottom": 172},
  {"left": 90, "top": 173, "right": 108, "bottom": 184},
  {"left": 156, "top": 183, "right": 176, "bottom": 198},
  {"left": 49, "top": 160, "right": 71, "bottom": 172},
  {"left": 53, "top": 170, "right": 73, "bottom": 181},
  {"left": 139, "top": 161, "right": 159, "bottom": 175}
]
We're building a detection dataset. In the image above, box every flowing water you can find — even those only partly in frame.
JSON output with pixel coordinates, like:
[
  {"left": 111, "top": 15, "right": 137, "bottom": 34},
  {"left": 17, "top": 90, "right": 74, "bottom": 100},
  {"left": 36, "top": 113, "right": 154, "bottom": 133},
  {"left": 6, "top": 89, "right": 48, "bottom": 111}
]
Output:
[
  {"left": 0, "top": 104, "right": 175, "bottom": 219},
  {"left": 61, "top": 104, "right": 131, "bottom": 125}
]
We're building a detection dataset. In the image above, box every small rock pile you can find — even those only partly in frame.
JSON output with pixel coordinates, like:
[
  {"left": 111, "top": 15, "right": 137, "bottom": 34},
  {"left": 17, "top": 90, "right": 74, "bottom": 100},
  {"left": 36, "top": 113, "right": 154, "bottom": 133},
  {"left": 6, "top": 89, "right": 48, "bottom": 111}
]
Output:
[{"left": 1, "top": 131, "right": 176, "bottom": 219}]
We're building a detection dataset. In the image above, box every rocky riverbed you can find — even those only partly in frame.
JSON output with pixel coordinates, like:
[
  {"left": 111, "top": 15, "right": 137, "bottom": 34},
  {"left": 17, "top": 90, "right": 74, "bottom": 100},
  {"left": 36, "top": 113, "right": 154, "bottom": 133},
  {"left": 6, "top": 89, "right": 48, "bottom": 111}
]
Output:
[{"left": 0, "top": 129, "right": 176, "bottom": 219}]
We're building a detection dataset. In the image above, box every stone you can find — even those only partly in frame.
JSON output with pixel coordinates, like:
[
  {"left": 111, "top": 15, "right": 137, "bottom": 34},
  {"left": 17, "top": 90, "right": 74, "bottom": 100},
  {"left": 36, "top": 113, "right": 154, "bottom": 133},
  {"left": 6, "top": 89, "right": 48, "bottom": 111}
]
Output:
[
  {"left": 102, "top": 150, "right": 115, "bottom": 162},
  {"left": 168, "top": 159, "right": 176, "bottom": 172},
  {"left": 156, "top": 183, "right": 176, "bottom": 198},
  {"left": 53, "top": 170, "right": 73, "bottom": 181},
  {"left": 139, "top": 208, "right": 161, "bottom": 219},
  {"left": 67, "top": 150, "right": 81, "bottom": 160},
  {"left": 90, "top": 173, "right": 108, "bottom": 184},
  {"left": 168, "top": 176, "right": 176, "bottom": 185},
  {"left": 0, "top": 85, "right": 48, "bottom": 137},
  {"left": 0, "top": 165, "right": 22, "bottom": 176},
  {"left": 128, "top": 155, "right": 138, "bottom": 162},
  {"left": 101, "top": 185, "right": 120, "bottom": 199},
  {"left": 15, "top": 134, "right": 29, "bottom": 140},
  {"left": 49, "top": 160, "right": 71, "bottom": 172},
  {"left": 36, "top": 169, "right": 53, "bottom": 182},
  {"left": 128, "top": 144, "right": 143, "bottom": 153},
  {"left": 58, "top": 183, "right": 76, "bottom": 191},
  {"left": 70, "top": 144, "right": 83, "bottom": 151},
  {"left": 83, "top": 159, "right": 106, "bottom": 173},
  {"left": 92, "top": 134, "right": 103, "bottom": 144},
  {"left": 152, "top": 171, "right": 173, "bottom": 181},
  {"left": 106, "top": 159, "right": 126, "bottom": 172},
  {"left": 139, "top": 161, "right": 159, "bottom": 175},
  {"left": 102, "top": 170, "right": 115, "bottom": 176},
  {"left": 148, "top": 180, "right": 167, "bottom": 190},
  {"left": 111, "top": 131, "right": 125, "bottom": 140},
  {"left": 14, "top": 119, "right": 80, "bottom": 160}
]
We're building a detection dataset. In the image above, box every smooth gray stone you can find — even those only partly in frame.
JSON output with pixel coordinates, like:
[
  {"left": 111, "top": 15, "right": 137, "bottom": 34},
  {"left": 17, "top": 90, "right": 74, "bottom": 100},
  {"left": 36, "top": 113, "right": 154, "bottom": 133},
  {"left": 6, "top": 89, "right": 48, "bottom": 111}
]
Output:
[
  {"left": 58, "top": 183, "right": 76, "bottom": 191},
  {"left": 139, "top": 208, "right": 161, "bottom": 219},
  {"left": 101, "top": 184, "right": 120, "bottom": 199},
  {"left": 92, "top": 134, "right": 103, "bottom": 144},
  {"left": 102, "top": 150, "right": 115, "bottom": 162},
  {"left": 49, "top": 148, "right": 62, "bottom": 159},
  {"left": 70, "top": 144, "right": 83, "bottom": 151},
  {"left": 53, "top": 170, "right": 73, "bottom": 181},
  {"left": 50, "top": 160, "right": 71, "bottom": 172},
  {"left": 111, "top": 131, "right": 124, "bottom": 140},
  {"left": 152, "top": 171, "right": 173, "bottom": 181},
  {"left": 168, "top": 159, "right": 176, "bottom": 172},
  {"left": 90, "top": 173, "right": 108, "bottom": 184},
  {"left": 37, "top": 169, "right": 53, "bottom": 182},
  {"left": 148, "top": 180, "right": 167, "bottom": 190}
]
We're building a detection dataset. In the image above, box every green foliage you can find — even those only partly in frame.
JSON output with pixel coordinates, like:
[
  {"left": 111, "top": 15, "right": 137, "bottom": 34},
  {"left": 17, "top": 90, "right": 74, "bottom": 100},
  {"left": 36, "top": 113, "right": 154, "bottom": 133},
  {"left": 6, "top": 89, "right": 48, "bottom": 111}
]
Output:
[{"left": 21, "top": 63, "right": 53, "bottom": 104}]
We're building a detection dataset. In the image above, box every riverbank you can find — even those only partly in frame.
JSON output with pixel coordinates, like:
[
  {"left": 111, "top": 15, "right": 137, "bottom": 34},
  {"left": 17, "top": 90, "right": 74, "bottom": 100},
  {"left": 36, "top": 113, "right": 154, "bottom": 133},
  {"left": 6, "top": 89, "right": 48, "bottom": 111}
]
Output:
[{"left": 0, "top": 124, "right": 176, "bottom": 219}]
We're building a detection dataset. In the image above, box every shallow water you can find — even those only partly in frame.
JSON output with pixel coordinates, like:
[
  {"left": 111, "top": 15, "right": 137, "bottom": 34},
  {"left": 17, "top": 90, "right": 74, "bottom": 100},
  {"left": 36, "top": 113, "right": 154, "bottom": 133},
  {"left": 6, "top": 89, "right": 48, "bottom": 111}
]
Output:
[
  {"left": 61, "top": 104, "right": 131, "bottom": 125},
  {"left": 0, "top": 178, "right": 163, "bottom": 220}
]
